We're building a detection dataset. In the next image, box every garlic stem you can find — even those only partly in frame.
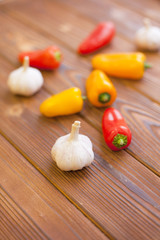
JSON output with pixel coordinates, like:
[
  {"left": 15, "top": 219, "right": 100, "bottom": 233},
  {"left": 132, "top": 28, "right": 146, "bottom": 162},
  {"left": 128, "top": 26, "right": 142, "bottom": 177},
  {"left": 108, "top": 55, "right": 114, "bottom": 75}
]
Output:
[
  {"left": 23, "top": 56, "right": 29, "bottom": 71},
  {"left": 143, "top": 18, "right": 151, "bottom": 29},
  {"left": 69, "top": 121, "right": 80, "bottom": 141}
]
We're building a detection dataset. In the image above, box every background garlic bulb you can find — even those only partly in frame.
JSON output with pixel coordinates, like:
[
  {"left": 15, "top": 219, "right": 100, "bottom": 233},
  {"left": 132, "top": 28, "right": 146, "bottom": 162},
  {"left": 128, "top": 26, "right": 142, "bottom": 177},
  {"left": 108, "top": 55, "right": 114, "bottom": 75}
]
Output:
[
  {"left": 8, "top": 56, "right": 44, "bottom": 96},
  {"left": 51, "top": 121, "right": 94, "bottom": 171},
  {"left": 135, "top": 18, "right": 160, "bottom": 51}
]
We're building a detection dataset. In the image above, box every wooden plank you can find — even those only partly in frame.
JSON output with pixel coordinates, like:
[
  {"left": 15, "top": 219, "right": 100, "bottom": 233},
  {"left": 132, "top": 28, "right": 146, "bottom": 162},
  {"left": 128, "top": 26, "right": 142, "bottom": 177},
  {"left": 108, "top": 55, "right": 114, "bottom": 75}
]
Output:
[
  {"left": 112, "top": 0, "right": 160, "bottom": 22},
  {"left": 0, "top": 58, "right": 160, "bottom": 240},
  {"left": 0, "top": 0, "right": 16, "bottom": 6},
  {"left": 0, "top": 12, "right": 159, "bottom": 173},
  {"left": 1, "top": 0, "right": 160, "bottom": 104},
  {"left": 1, "top": 167, "right": 79, "bottom": 240},
  {"left": 57, "top": 0, "right": 160, "bottom": 40},
  {"left": 56, "top": 0, "right": 160, "bottom": 79},
  {"left": 1, "top": 193, "right": 45, "bottom": 240},
  {"left": 0, "top": 135, "right": 107, "bottom": 240},
  {"left": 55, "top": 0, "right": 160, "bottom": 101}
]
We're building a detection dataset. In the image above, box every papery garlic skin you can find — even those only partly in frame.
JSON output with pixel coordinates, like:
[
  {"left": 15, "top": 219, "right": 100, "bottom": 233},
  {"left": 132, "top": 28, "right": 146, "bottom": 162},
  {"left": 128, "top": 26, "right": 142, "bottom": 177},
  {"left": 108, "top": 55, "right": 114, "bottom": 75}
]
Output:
[
  {"left": 51, "top": 121, "right": 94, "bottom": 171},
  {"left": 135, "top": 19, "right": 160, "bottom": 51},
  {"left": 8, "top": 56, "right": 44, "bottom": 96}
]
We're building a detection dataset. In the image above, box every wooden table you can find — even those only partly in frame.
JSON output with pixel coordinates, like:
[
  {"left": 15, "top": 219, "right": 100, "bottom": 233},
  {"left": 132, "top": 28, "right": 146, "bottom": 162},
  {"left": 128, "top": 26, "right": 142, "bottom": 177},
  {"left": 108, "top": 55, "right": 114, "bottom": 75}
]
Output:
[{"left": 0, "top": 0, "right": 160, "bottom": 239}]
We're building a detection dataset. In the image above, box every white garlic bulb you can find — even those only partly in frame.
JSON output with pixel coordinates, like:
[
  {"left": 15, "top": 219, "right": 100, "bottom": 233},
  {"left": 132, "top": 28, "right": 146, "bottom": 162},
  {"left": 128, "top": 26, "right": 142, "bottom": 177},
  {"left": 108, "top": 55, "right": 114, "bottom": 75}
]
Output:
[
  {"left": 8, "top": 56, "right": 44, "bottom": 96},
  {"left": 135, "top": 18, "right": 160, "bottom": 51},
  {"left": 51, "top": 121, "right": 94, "bottom": 171}
]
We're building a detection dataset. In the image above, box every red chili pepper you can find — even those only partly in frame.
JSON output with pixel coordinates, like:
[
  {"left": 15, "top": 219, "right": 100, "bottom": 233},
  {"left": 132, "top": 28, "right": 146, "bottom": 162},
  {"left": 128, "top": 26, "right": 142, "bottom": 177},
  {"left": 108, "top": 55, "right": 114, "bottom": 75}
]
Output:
[
  {"left": 18, "top": 46, "right": 62, "bottom": 70},
  {"left": 102, "top": 108, "right": 132, "bottom": 151},
  {"left": 78, "top": 22, "right": 115, "bottom": 54}
]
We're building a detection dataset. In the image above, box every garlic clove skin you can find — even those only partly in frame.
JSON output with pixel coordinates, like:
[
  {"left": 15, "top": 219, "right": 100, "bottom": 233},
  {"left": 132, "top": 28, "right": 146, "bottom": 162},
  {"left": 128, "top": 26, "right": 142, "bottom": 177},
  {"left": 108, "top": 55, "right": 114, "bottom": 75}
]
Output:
[
  {"left": 51, "top": 121, "right": 94, "bottom": 171},
  {"left": 135, "top": 19, "right": 160, "bottom": 51},
  {"left": 8, "top": 56, "right": 44, "bottom": 96},
  {"left": 52, "top": 134, "right": 94, "bottom": 171}
]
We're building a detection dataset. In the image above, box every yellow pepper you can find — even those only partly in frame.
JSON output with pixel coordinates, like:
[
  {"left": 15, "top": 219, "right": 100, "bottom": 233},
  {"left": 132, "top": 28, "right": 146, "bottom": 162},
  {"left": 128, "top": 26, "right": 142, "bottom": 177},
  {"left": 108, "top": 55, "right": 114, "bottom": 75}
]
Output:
[
  {"left": 86, "top": 70, "right": 117, "bottom": 107},
  {"left": 40, "top": 87, "right": 83, "bottom": 117},
  {"left": 92, "top": 52, "right": 151, "bottom": 80}
]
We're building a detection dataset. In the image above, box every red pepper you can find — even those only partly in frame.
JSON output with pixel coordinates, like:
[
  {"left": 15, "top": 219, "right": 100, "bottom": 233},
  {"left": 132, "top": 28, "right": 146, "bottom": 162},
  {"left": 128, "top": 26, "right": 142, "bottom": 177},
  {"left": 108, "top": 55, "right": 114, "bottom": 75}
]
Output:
[
  {"left": 78, "top": 22, "right": 115, "bottom": 54},
  {"left": 102, "top": 108, "right": 132, "bottom": 151},
  {"left": 18, "top": 46, "right": 62, "bottom": 70}
]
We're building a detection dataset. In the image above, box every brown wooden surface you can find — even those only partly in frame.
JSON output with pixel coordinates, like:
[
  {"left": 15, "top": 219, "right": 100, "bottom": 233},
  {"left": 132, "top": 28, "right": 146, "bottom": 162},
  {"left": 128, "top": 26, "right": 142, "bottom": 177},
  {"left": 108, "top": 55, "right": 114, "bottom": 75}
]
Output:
[{"left": 0, "top": 0, "right": 160, "bottom": 239}]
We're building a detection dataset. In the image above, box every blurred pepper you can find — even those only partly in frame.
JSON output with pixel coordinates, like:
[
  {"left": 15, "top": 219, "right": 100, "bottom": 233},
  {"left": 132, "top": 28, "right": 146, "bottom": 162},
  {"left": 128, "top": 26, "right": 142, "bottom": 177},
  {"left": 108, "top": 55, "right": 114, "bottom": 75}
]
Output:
[
  {"left": 78, "top": 22, "right": 115, "bottom": 54},
  {"left": 92, "top": 52, "right": 151, "bottom": 79},
  {"left": 40, "top": 87, "right": 83, "bottom": 117},
  {"left": 19, "top": 46, "right": 62, "bottom": 70},
  {"left": 86, "top": 70, "right": 117, "bottom": 107}
]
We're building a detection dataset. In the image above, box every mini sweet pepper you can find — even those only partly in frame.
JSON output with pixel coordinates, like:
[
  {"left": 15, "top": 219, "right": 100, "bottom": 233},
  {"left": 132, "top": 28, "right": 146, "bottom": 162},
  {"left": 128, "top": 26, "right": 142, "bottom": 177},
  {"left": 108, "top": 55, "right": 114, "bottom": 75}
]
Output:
[
  {"left": 102, "top": 108, "right": 132, "bottom": 151},
  {"left": 40, "top": 87, "right": 83, "bottom": 117},
  {"left": 19, "top": 46, "right": 62, "bottom": 70},
  {"left": 92, "top": 52, "right": 151, "bottom": 80},
  {"left": 86, "top": 70, "right": 117, "bottom": 107},
  {"left": 78, "top": 22, "right": 115, "bottom": 54}
]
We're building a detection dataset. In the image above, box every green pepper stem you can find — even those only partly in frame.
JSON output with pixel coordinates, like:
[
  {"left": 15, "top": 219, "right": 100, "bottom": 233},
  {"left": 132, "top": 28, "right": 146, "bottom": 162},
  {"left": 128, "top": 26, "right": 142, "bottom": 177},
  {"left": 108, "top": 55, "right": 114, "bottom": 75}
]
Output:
[
  {"left": 112, "top": 134, "right": 128, "bottom": 148},
  {"left": 118, "top": 139, "right": 124, "bottom": 145},
  {"left": 54, "top": 51, "right": 61, "bottom": 62},
  {"left": 82, "top": 96, "right": 87, "bottom": 100},
  {"left": 144, "top": 62, "right": 152, "bottom": 69},
  {"left": 98, "top": 92, "right": 111, "bottom": 104}
]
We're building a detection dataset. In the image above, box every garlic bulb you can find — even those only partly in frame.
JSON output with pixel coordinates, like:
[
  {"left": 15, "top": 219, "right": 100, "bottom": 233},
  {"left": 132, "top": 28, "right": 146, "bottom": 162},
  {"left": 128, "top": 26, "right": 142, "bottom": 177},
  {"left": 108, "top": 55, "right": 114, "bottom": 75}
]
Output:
[
  {"left": 135, "top": 18, "right": 160, "bottom": 51},
  {"left": 8, "top": 56, "right": 44, "bottom": 96},
  {"left": 51, "top": 121, "right": 94, "bottom": 171}
]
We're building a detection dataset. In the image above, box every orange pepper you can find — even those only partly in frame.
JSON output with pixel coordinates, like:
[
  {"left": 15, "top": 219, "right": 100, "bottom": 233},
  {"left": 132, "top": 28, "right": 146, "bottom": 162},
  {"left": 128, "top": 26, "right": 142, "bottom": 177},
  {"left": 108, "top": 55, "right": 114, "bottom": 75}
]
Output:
[
  {"left": 86, "top": 70, "right": 117, "bottom": 107},
  {"left": 92, "top": 52, "right": 151, "bottom": 80},
  {"left": 40, "top": 87, "right": 83, "bottom": 117}
]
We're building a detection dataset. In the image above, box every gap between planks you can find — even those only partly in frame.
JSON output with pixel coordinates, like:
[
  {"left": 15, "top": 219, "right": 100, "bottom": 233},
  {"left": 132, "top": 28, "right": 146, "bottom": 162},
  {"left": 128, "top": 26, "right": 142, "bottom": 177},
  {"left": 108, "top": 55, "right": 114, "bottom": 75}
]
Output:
[
  {"left": 1, "top": 0, "right": 160, "bottom": 105},
  {"left": 0, "top": 134, "right": 109, "bottom": 240},
  {"left": 1, "top": 128, "right": 159, "bottom": 239},
  {"left": 0, "top": 78, "right": 159, "bottom": 238},
  {"left": 0, "top": 46, "right": 159, "bottom": 176},
  {"left": 78, "top": 113, "right": 160, "bottom": 177},
  {"left": 0, "top": 133, "right": 112, "bottom": 239},
  {"left": 0, "top": 9, "right": 159, "bottom": 174},
  {"left": 0, "top": 54, "right": 159, "bottom": 236},
  {"left": 0, "top": 3, "right": 159, "bottom": 236}
]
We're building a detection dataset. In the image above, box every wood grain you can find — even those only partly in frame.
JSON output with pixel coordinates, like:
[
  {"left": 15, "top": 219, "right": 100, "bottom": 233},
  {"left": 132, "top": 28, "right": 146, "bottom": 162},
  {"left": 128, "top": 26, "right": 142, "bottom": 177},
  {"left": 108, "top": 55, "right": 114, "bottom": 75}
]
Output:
[
  {"left": 56, "top": 0, "right": 160, "bottom": 102},
  {"left": 0, "top": 57, "right": 160, "bottom": 240},
  {"left": 57, "top": 0, "right": 160, "bottom": 41},
  {"left": 0, "top": 135, "right": 107, "bottom": 240},
  {"left": 0, "top": 0, "right": 160, "bottom": 239},
  {"left": 1, "top": 0, "right": 160, "bottom": 103},
  {"left": 0, "top": 11, "right": 159, "bottom": 173},
  {"left": 112, "top": 0, "right": 160, "bottom": 22},
  {"left": 1, "top": 189, "right": 46, "bottom": 240}
]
